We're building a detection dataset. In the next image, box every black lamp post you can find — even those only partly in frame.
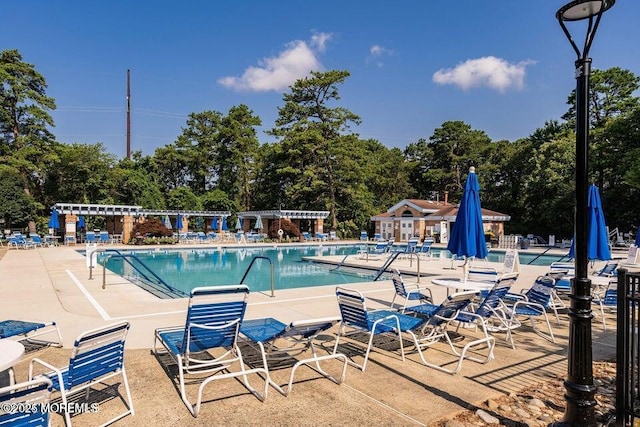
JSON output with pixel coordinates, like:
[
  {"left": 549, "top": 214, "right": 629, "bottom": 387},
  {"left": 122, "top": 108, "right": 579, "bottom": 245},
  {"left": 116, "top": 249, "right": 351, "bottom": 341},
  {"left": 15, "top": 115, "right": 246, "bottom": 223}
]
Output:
[{"left": 555, "top": 1, "right": 615, "bottom": 425}]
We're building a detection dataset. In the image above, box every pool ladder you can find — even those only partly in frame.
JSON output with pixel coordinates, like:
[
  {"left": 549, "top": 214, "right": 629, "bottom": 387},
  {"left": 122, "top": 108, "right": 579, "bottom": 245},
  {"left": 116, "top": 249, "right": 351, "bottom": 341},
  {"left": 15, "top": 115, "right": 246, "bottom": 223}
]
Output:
[
  {"left": 240, "top": 256, "right": 275, "bottom": 297},
  {"left": 93, "top": 248, "right": 187, "bottom": 298}
]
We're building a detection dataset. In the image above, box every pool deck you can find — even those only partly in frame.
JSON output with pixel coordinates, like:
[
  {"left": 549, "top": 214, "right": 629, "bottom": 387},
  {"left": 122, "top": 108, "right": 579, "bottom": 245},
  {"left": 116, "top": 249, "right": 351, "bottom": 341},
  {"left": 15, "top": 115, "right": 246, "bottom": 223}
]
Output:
[{"left": 0, "top": 242, "right": 625, "bottom": 426}]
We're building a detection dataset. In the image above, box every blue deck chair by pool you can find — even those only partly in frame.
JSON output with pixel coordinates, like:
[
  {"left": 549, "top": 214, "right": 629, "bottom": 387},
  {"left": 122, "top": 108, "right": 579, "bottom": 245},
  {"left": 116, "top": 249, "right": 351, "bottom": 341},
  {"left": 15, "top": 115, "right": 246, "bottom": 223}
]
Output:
[
  {"left": 503, "top": 276, "right": 557, "bottom": 344},
  {"left": 358, "top": 240, "right": 389, "bottom": 260},
  {"left": 360, "top": 231, "right": 368, "bottom": 241},
  {"left": 417, "top": 238, "right": 435, "bottom": 260},
  {"left": 455, "top": 273, "right": 520, "bottom": 349},
  {"left": 592, "top": 280, "right": 618, "bottom": 331},
  {"left": 333, "top": 286, "right": 425, "bottom": 372},
  {"left": 0, "top": 319, "right": 63, "bottom": 347},
  {"left": 403, "top": 291, "right": 491, "bottom": 374},
  {"left": 153, "top": 285, "right": 268, "bottom": 417},
  {"left": 302, "top": 231, "right": 314, "bottom": 242},
  {"left": 389, "top": 269, "right": 433, "bottom": 313},
  {"left": 240, "top": 317, "right": 348, "bottom": 396},
  {"left": 84, "top": 232, "right": 97, "bottom": 244},
  {"left": 29, "top": 321, "right": 134, "bottom": 427},
  {"left": 0, "top": 377, "right": 53, "bottom": 426},
  {"left": 98, "top": 231, "right": 110, "bottom": 244}
]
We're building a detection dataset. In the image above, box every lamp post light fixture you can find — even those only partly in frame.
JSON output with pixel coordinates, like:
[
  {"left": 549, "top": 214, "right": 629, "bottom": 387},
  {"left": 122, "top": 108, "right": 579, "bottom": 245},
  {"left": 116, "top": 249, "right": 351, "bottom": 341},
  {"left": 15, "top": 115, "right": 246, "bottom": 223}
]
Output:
[{"left": 555, "top": 1, "right": 615, "bottom": 425}]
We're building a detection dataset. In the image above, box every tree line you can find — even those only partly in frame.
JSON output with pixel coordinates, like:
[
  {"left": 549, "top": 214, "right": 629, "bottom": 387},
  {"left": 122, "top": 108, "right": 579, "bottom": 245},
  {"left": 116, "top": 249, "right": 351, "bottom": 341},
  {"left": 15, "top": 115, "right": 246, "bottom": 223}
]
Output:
[{"left": 2, "top": 49, "right": 640, "bottom": 239}]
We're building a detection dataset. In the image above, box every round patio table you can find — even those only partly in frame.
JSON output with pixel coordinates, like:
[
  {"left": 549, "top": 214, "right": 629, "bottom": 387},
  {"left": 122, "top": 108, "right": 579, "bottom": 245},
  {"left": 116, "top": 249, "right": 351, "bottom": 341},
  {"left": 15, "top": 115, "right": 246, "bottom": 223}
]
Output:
[
  {"left": 0, "top": 339, "right": 25, "bottom": 385},
  {"left": 431, "top": 278, "right": 495, "bottom": 296}
]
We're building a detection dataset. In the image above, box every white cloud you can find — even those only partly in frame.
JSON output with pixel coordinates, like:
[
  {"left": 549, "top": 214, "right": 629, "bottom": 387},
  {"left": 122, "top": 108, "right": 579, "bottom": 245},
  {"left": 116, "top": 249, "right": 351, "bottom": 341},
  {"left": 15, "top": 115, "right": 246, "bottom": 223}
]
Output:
[
  {"left": 432, "top": 56, "right": 535, "bottom": 92},
  {"left": 367, "top": 44, "right": 393, "bottom": 68},
  {"left": 310, "top": 31, "right": 332, "bottom": 52},
  {"left": 218, "top": 33, "right": 332, "bottom": 92}
]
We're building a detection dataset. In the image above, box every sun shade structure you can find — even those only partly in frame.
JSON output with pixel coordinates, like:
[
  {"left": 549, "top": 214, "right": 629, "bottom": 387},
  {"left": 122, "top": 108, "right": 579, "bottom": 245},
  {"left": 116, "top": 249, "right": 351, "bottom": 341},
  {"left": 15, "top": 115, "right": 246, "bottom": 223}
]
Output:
[
  {"left": 211, "top": 217, "right": 218, "bottom": 231},
  {"left": 254, "top": 215, "right": 263, "bottom": 231},
  {"left": 446, "top": 167, "right": 488, "bottom": 260},
  {"left": 175, "top": 214, "right": 183, "bottom": 231},
  {"left": 235, "top": 217, "right": 243, "bottom": 231},
  {"left": 163, "top": 215, "right": 172, "bottom": 230},
  {"left": 77, "top": 215, "right": 86, "bottom": 229}
]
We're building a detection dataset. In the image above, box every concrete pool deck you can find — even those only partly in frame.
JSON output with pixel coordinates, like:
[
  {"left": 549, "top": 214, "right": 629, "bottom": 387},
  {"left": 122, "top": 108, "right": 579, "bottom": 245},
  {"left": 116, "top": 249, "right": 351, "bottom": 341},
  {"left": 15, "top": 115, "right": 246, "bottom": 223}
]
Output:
[{"left": 0, "top": 242, "right": 623, "bottom": 426}]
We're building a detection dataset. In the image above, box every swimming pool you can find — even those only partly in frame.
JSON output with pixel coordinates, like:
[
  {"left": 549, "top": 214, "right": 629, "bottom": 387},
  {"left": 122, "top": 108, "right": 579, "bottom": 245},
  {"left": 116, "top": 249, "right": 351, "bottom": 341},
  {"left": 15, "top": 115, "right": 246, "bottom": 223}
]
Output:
[{"left": 99, "top": 245, "right": 373, "bottom": 297}]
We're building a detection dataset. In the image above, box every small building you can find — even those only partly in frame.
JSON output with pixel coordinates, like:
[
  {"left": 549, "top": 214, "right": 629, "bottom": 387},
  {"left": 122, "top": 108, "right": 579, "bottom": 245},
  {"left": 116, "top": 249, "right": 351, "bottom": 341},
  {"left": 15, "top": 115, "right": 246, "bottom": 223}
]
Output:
[{"left": 370, "top": 199, "right": 510, "bottom": 243}]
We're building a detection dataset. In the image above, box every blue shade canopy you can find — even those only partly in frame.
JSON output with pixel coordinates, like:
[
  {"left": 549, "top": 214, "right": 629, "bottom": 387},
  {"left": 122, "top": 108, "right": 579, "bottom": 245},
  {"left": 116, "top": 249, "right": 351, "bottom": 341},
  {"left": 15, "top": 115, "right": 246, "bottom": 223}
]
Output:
[
  {"left": 446, "top": 167, "right": 488, "bottom": 259},
  {"left": 211, "top": 217, "right": 219, "bottom": 230},
  {"left": 163, "top": 215, "right": 172, "bottom": 230},
  {"left": 254, "top": 215, "right": 263, "bottom": 230},
  {"left": 175, "top": 214, "right": 183, "bottom": 231},
  {"left": 569, "top": 184, "right": 611, "bottom": 261},
  {"left": 221, "top": 216, "right": 228, "bottom": 231},
  {"left": 77, "top": 216, "right": 86, "bottom": 229},
  {"left": 48, "top": 208, "right": 60, "bottom": 229},
  {"left": 635, "top": 227, "right": 640, "bottom": 247},
  {"left": 235, "top": 217, "right": 242, "bottom": 231}
]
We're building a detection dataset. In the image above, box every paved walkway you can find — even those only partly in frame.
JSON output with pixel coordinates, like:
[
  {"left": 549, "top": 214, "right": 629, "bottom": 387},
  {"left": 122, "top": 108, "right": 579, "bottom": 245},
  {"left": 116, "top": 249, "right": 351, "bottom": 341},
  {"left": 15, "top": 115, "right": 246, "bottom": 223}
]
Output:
[{"left": 0, "top": 242, "right": 618, "bottom": 426}]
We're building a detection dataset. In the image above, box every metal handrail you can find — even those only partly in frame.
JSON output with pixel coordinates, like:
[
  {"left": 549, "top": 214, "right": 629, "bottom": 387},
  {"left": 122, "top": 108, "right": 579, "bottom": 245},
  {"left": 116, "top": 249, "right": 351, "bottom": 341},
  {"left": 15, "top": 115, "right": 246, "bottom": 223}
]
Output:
[
  {"left": 98, "top": 250, "right": 186, "bottom": 297},
  {"left": 334, "top": 243, "right": 366, "bottom": 271},
  {"left": 240, "top": 256, "right": 275, "bottom": 297}
]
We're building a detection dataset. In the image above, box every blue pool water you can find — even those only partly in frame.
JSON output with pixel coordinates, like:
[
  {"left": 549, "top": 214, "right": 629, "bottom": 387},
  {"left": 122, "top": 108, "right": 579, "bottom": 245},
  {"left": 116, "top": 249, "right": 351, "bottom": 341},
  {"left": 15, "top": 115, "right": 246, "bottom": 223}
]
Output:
[
  {"left": 100, "top": 245, "right": 372, "bottom": 295},
  {"left": 98, "top": 244, "right": 565, "bottom": 297}
]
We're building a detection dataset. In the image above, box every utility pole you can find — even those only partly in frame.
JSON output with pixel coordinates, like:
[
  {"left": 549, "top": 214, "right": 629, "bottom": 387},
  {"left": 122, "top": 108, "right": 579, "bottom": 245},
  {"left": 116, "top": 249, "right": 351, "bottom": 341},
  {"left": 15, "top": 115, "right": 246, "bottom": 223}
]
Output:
[{"left": 126, "top": 69, "right": 131, "bottom": 159}]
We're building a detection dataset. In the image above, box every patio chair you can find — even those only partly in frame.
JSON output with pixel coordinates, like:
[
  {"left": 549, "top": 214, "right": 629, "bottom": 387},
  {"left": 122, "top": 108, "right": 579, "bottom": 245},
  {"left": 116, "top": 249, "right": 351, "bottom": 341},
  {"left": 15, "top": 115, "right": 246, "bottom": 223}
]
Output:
[
  {"left": 84, "top": 232, "right": 97, "bottom": 244},
  {"left": 240, "top": 317, "right": 348, "bottom": 396},
  {"left": 333, "top": 286, "right": 424, "bottom": 372},
  {"left": 503, "top": 276, "right": 557, "bottom": 343},
  {"left": 403, "top": 291, "right": 492, "bottom": 374},
  {"left": 329, "top": 231, "right": 339, "bottom": 241},
  {"left": 29, "top": 321, "right": 134, "bottom": 427},
  {"left": 0, "top": 377, "right": 53, "bottom": 426},
  {"left": 620, "top": 245, "right": 638, "bottom": 266},
  {"left": 417, "top": 239, "right": 435, "bottom": 260},
  {"left": 302, "top": 231, "right": 314, "bottom": 242},
  {"left": 455, "top": 272, "right": 520, "bottom": 349},
  {"left": 466, "top": 267, "right": 499, "bottom": 284},
  {"left": 358, "top": 241, "right": 389, "bottom": 260},
  {"left": 0, "top": 319, "right": 63, "bottom": 347},
  {"left": 592, "top": 280, "right": 618, "bottom": 331},
  {"left": 30, "top": 235, "right": 45, "bottom": 248},
  {"left": 389, "top": 268, "right": 433, "bottom": 313},
  {"left": 153, "top": 285, "right": 268, "bottom": 417},
  {"left": 64, "top": 234, "right": 77, "bottom": 246},
  {"left": 360, "top": 231, "right": 368, "bottom": 241},
  {"left": 98, "top": 231, "right": 110, "bottom": 244}
]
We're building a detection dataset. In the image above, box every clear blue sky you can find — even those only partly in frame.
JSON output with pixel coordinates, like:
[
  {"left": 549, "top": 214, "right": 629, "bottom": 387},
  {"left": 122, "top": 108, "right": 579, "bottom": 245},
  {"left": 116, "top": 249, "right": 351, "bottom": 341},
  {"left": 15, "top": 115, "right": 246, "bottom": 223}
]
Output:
[{"left": 3, "top": 1, "right": 639, "bottom": 158}]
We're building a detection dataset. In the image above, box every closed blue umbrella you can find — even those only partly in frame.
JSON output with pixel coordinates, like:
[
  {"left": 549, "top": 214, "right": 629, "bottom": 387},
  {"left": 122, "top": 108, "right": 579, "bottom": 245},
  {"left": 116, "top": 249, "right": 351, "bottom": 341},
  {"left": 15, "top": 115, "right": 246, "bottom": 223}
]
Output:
[
  {"left": 77, "top": 216, "right": 86, "bottom": 230},
  {"left": 211, "top": 217, "right": 219, "bottom": 231},
  {"left": 446, "top": 167, "right": 488, "bottom": 260},
  {"left": 175, "top": 214, "right": 183, "bottom": 231},
  {"left": 569, "top": 184, "right": 611, "bottom": 261},
  {"left": 221, "top": 216, "right": 228, "bottom": 231},
  {"left": 235, "top": 217, "right": 243, "bottom": 231},
  {"left": 635, "top": 227, "right": 640, "bottom": 247},
  {"left": 254, "top": 215, "right": 263, "bottom": 231},
  {"left": 163, "top": 215, "right": 172, "bottom": 230},
  {"left": 48, "top": 208, "right": 60, "bottom": 230}
]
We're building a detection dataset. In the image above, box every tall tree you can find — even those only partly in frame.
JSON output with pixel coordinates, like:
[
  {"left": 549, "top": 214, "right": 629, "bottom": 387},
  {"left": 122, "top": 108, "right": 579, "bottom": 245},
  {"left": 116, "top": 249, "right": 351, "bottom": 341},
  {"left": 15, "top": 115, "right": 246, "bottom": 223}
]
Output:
[
  {"left": 562, "top": 67, "right": 640, "bottom": 129},
  {"left": 0, "top": 49, "right": 57, "bottom": 197},
  {"left": 217, "top": 104, "right": 261, "bottom": 210},
  {"left": 269, "top": 70, "right": 361, "bottom": 228}
]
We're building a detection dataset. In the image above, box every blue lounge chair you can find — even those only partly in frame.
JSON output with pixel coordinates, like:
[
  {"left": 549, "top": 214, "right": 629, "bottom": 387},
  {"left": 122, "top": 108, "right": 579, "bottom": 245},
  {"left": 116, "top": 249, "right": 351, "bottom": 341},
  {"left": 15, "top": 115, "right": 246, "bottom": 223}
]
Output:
[
  {"left": 333, "top": 286, "right": 424, "bottom": 372},
  {"left": 240, "top": 317, "right": 348, "bottom": 396},
  {"left": 417, "top": 239, "right": 434, "bottom": 260},
  {"left": 360, "top": 231, "right": 368, "bottom": 241},
  {"left": 84, "top": 232, "right": 97, "bottom": 244},
  {"left": 153, "top": 285, "right": 268, "bottom": 417},
  {"left": 0, "top": 319, "right": 63, "bottom": 347},
  {"left": 389, "top": 269, "right": 433, "bottom": 313},
  {"left": 0, "top": 377, "right": 53, "bottom": 426},
  {"left": 98, "top": 231, "right": 110, "bottom": 244},
  {"left": 455, "top": 273, "right": 520, "bottom": 349},
  {"left": 29, "top": 321, "right": 134, "bottom": 426},
  {"left": 503, "top": 276, "right": 557, "bottom": 344},
  {"left": 403, "top": 291, "right": 491, "bottom": 374},
  {"left": 593, "top": 280, "right": 617, "bottom": 331}
]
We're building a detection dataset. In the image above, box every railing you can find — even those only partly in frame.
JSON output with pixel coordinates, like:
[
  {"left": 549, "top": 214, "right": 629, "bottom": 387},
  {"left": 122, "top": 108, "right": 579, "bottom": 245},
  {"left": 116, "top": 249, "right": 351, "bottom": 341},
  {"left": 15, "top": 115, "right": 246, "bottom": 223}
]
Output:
[
  {"left": 240, "top": 256, "right": 275, "bottom": 297},
  {"left": 616, "top": 268, "right": 640, "bottom": 425},
  {"left": 97, "top": 249, "right": 187, "bottom": 298},
  {"left": 333, "top": 243, "right": 367, "bottom": 271},
  {"left": 373, "top": 251, "right": 403, "bottom": 281}
]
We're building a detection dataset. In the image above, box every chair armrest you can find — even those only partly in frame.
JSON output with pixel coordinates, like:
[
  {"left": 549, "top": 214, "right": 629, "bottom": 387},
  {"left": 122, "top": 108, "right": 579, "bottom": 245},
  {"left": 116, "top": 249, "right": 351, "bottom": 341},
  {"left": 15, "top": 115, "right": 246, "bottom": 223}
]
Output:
[
  {"left": 29, "top": 357, "right": 61, "bottom": 381},
  {"left": 408, "top": 284, "right": 433, "bottom": 301}
]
